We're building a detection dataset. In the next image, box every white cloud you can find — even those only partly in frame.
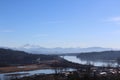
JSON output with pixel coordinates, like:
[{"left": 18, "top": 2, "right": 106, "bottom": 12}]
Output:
[
  {"left": 40, "top": 21, "right": 64, "bottom": 24},
  {"left": 106, "top": 17, "right": 120, "bottom": 24},
  {"left": 33, "top": 34, "right": 48, "bottom": 37},
  {"left": 109, "top": 17, "right": 120, "bottom": 22},
  {"left": 0, "top": 30, "right": 14, "bottom": 33},
  {"left": 47, "top": 21, "right": 64, "bottom": 24}
]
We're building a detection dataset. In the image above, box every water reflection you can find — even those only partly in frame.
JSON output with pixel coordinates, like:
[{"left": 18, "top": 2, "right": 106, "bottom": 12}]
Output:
[
  {"left": 0, "top": 68, "right": 74, "bottom": 80},
  {"left": 62, "top": 56, "right": 119, "bottom": 67},
  {"left": 0, "top": 69, "right": 53, "bottom": 80}
]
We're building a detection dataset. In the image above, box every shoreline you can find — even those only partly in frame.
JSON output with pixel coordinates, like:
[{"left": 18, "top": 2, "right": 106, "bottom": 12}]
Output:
[{"left": 0, "top": 64, "right": 52, "bottom": 74}]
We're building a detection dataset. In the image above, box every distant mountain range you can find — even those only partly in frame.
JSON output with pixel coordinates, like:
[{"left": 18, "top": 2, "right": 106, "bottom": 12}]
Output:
[{"left": 12, "top": 44, "right": 113, "bottom": 54}]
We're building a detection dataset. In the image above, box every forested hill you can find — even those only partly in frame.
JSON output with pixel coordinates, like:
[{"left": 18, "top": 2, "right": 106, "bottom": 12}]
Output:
[
  {"left": 77, "top": 51, "right": 120, "bottom": 61},
  {"left": 0, "top": 48, "right": 57, "bottom": 67}
]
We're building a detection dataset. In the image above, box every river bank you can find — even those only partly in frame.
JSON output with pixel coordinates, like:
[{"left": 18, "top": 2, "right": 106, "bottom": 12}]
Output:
[
  {"left": 0, "top": 57, "right": 82, "bottom": 73},
  {"left": 11, "top": 66, "right": 120, "bottom": 80},
  {"left": 0, "top": 64, "right": 51, "bottom": 73}
]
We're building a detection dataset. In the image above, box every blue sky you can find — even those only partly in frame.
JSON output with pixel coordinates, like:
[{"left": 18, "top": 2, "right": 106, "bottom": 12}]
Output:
[{"left": 1, "top": 0, "right": 120, "bottom": 48}]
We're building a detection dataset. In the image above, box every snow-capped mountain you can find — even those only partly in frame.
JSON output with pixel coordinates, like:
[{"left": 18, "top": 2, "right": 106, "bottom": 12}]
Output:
[{"left": 13, "top": 44, "right": 112, "bottom": 54}]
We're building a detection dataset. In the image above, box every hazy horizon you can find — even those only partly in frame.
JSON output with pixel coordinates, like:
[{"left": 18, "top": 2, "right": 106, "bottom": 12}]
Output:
[
  {"left": 1, "top": 0, "right": 120, "bottom": 48},
  {"left": 0, "top": 44, "right": 116, "bottom": 50}
]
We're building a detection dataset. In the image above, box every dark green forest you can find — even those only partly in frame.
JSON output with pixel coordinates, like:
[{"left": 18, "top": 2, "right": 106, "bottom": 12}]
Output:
[
  {"left": 77, "top": 51, "right": 120, "bottom": 61},
  {"left": 0, "top": 48, "right": 57, "bottom": 67}
]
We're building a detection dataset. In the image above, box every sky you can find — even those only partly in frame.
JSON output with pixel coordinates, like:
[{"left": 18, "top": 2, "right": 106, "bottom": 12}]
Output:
[{"left": 1, "top": 0, "right": 120, "bottom": 48}]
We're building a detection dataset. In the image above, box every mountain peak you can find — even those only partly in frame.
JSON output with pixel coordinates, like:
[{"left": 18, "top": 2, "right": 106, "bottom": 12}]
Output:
[
  {"left": 13, "top": 45, "right": 113, "bottom": 54},
  {"left": 22, "top": 44, "right": 42, "bottom": 49}
]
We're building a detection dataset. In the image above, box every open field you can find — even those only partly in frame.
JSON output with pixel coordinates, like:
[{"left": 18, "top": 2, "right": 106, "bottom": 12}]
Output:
[{"left": 0, "top": 64, "right": 51, "bottom": 73}]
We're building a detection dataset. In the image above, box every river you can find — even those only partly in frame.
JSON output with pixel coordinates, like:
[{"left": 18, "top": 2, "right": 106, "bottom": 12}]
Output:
[
  {"left": 62, "top": 56, "right": 119, "bottom": 67},
  {"left": 0, "top": 68, "right": 74, "bottom": 80},
  {"left": 0, "top": 55, "right": 119, "bottom": 80}
]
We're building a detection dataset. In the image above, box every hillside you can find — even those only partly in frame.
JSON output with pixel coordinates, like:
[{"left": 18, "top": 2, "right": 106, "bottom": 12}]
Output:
[
  {"left": 77, "top": 51, "right": 120, "bottom": 61},
  {"left": 0, "top": 48, "right": 57, "bottom": 67}
]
